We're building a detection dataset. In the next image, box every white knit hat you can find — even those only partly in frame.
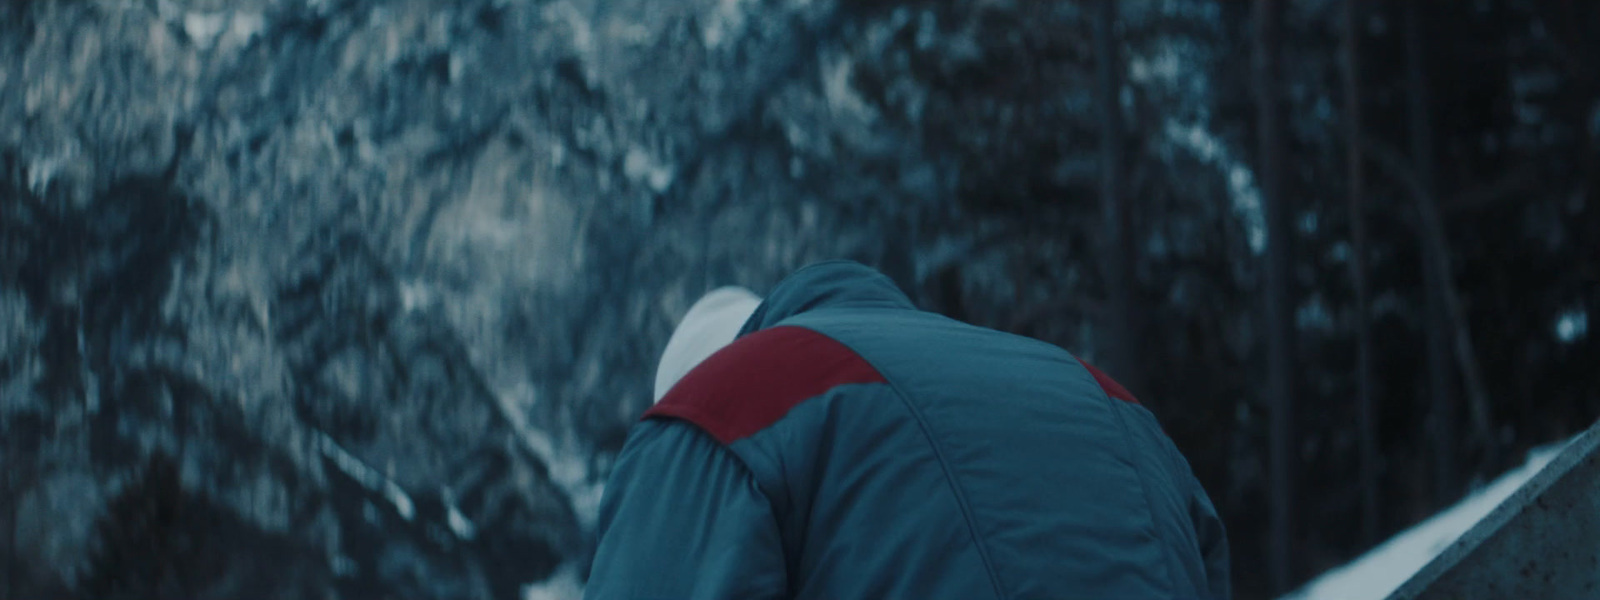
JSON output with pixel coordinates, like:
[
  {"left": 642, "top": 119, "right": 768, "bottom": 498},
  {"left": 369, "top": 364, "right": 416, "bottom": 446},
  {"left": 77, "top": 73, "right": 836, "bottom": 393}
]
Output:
[{"left": 653, "top": 286, "right": 763, "bottom": 403}]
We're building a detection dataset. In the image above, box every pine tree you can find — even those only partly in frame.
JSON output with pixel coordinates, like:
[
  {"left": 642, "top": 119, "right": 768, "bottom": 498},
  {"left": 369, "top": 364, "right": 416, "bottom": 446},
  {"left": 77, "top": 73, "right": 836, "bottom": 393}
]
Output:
[{"left": 78, "top": 451, "right": 215, "bottom": 600}]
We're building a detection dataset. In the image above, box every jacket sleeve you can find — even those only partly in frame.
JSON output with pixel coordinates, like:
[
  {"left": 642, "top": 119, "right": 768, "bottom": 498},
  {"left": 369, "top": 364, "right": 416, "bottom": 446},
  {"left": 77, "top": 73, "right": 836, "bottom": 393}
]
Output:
[
  {"left": 1157, "top": 422, "right": 1231, "bottom": 600},
  {"left": 584, "top": 418, "right": 788, "bottom": 600},
  {"left": 1189, "top": 479, "right": 1232, "bottom": 600}
]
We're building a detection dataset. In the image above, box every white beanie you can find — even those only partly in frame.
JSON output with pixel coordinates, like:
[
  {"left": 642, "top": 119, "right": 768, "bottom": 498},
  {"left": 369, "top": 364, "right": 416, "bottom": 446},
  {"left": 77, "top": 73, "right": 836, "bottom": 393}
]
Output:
[{"left": 653, "top": 286, "right": 763, "bottom": 403}]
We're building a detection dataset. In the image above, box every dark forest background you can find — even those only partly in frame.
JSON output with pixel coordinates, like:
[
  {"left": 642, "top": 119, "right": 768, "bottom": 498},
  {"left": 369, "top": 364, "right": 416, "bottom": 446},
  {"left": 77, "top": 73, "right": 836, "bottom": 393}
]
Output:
[{"left": 2, "top": 0, "right": 1596, "bottom": 598}]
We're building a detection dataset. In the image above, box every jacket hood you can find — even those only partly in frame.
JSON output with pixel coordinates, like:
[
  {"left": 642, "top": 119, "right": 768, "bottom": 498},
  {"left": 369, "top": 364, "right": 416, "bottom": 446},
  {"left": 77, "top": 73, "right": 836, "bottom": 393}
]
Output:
[{"left": 738, "top": 260, "right": 916, "bottom": 336}]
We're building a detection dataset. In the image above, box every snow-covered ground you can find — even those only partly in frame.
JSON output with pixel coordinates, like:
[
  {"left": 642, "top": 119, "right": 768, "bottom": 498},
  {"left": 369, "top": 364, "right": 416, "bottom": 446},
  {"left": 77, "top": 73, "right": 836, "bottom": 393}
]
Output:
[{"left": 1283, "top": 438, "right": 1573, "bottom": 600}]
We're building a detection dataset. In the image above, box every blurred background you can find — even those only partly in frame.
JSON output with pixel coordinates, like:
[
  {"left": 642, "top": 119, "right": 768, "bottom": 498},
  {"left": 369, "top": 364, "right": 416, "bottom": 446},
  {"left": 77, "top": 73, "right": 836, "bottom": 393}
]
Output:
[{"left": 1, "top": 0, "right": 1596, "bottom": 598}]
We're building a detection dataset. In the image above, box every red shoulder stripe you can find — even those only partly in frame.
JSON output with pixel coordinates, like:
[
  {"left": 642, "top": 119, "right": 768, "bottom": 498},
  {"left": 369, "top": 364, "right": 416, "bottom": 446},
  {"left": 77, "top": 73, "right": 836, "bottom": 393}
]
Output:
[
  {"left": 644, "top": 326, "right": 886, "bottom": 444},
  {"left": 1077, "top": 357, "right": 1141, "bottom": 405}
]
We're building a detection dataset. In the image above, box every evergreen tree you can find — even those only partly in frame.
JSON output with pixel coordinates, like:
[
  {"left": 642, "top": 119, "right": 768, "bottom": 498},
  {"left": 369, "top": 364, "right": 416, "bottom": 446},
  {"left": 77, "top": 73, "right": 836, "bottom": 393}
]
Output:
[{"left": 78, "top": 451, "right": 218, "bottom": 600}]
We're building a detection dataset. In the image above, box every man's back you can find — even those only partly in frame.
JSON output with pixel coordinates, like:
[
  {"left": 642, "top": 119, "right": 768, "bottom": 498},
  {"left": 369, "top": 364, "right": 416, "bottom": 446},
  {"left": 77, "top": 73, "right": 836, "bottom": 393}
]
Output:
[{"left": 586, "top": 261, "right": 1229, "bottom": 599}]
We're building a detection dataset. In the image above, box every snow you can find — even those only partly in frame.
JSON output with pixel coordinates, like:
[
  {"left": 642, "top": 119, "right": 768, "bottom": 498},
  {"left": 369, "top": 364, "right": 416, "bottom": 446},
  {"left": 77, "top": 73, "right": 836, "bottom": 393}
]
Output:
[
  {"left": 702, "top": 0, "right": 756, "bottom": 50},
  {"left": 1129, "top": 45, "right": 1185, "bottom": 89},
  {"left": 446, "top": 500, "right": 477, "bottom": 540},
  {"left": 331, "top": 554, "right": 358, "bottom": 577},
  {"left": 1328, "top": 241, "right": 1351, "bottom": 263},
  {"left": 315, "top": 431, "right": 417, "bottom": 521},
  {"left": 181, "top": 10, "right": 264, "bottom": 51},
  {"left": 1299, "top": 211, "right": 1319, "bottom": 234},
  {"left": 27, "top": 142, "right": 79, "bottom": 195},
  {"left": 522, "top": 563, "right": 585, "bottom": 600},
  {"left": 1283, "top": 439, "right": 1571, "bottom": 600},
  {"left": 623, "top": 148, "right": 675, "bottom": 193},
  {"left": 400, "top": 279, "right": 436, "bottom": 312},
  {"left": 1554, "top": 309, "right": 1588, "bottom": 344},
  {"left": 542, "top": 2, "right": 594, "bottom": 59},
  {"left": 1162, "top": 119, "right": 1267, "bottom": 254},
  {"left": 492, "top": 391, "right": 607, "bottom": 532},
  {"left": 182, "top": 13, "right": 227, "bottom": 45},
  {"left": 821, "top": 54, "right": 872, "bottom": 118},
  {"left": 384, "top": 482, "right": 415, "bottom": 521},
  {"left": 1294, "top": 295, "right": 1333, "bottom": 333},
  {"left": 1228, "top": 166, "right": 1266, "bottom": 254}
]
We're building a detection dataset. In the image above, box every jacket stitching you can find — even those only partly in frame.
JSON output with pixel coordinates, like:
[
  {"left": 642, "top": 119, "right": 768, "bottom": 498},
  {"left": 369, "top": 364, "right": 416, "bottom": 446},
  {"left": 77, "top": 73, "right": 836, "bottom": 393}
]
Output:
[
  {"left": 1098, "top": 377, "right": 1180, "bottom": 596},
  {"left": 796, "top": 327, "right": 1011, "bottom": 600},
  {"left": 616, "top": 418, "right": 792, "bottom": 598}
]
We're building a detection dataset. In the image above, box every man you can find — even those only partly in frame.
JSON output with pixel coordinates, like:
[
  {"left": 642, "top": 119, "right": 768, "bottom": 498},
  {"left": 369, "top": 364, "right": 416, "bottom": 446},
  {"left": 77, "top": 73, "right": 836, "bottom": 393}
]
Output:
[{"left": 586, "top": 261, "right": 1230, "bottom": 599}]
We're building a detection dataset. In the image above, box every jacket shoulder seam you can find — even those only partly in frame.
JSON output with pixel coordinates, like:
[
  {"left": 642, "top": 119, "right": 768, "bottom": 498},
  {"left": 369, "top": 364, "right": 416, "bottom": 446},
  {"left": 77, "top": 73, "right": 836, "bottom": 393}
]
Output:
[
  {"left": 644, "top": 325, "right": 885, "bottom": 444},
  {"left": 823, "top": 335, "right": 1010, "bottom": 600},
  {"left": 638, "top": 415, "right": 788, "bottom": 522}
]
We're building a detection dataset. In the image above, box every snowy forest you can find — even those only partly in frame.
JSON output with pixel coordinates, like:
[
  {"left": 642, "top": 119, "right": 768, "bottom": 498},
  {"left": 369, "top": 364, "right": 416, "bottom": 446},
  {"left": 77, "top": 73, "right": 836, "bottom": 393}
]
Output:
[{"left": 2, "top": 0, "right": 1596, "bottom": 598}]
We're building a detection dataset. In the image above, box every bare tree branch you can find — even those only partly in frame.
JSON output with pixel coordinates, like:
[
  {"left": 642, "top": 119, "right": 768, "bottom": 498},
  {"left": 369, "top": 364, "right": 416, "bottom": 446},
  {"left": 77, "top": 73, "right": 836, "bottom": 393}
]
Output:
[
  {"left": 1364, "top": 115, "right": 1496, "bottom": 463},
  {"left": 1096, "top": 0, "right": 1143, "bottom": 395},
  {"left": 1255, "top": 0, "right": 1295, "bottom": 592},
  {"left": 1341, "top": 0, "right": 1379, "bottom": 547}
]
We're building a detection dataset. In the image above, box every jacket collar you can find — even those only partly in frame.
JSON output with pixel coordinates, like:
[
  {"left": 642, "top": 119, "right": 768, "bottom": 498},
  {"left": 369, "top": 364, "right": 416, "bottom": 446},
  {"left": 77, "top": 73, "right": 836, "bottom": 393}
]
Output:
[{"left": 738, "top": 261, "right": 916, "bottom": 336}]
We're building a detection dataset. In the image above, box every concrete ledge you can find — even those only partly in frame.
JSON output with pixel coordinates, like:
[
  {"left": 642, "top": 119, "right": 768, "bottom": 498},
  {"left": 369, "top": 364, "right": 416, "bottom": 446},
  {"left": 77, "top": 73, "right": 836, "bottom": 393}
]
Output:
[{"left": 1388, "top": 418, "right": 1600, "bottom": 600}]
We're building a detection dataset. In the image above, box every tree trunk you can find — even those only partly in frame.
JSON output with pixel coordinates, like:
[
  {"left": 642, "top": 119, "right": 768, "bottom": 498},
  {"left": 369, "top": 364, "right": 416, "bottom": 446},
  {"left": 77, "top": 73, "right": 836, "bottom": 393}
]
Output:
[
  {"left": 5, "top": 467, "right": 13, "bottom": 599},
  {"left": 1405, "top": 3, "right": 1496, "bottom": 507},
  {"left": 1095, "top": 0, "right": 1142, "bottom": 394},
  {"left": 1401, "top": 3, "right": 1497, "bottom": 502},
  {"left": 1342, "top": 0, "right": 1379, "bottom": 546},
  {"left": 1404, "top": 1, "right": 1457, "bottom": 508},
  {"left": 1255, "top": 0, "right": 1295, "bottom": 592}
]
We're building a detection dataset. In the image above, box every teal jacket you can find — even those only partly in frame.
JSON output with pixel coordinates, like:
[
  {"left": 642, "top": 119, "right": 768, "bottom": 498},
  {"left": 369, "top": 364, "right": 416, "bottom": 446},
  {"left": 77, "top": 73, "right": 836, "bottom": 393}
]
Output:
[{"left": 586, "top": 261, "right": 1230, "bottom": 599}]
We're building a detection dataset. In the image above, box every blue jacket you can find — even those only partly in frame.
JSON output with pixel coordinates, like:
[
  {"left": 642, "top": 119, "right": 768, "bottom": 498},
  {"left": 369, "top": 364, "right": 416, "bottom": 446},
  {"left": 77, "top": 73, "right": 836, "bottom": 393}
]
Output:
[{"left": 586, "top": 261, "right": 1230, "bottom": 599}]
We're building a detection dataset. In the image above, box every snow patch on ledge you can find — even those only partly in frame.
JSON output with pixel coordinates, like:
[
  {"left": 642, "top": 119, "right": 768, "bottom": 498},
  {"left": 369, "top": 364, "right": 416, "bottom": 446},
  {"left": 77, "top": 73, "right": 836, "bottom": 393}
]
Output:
[{"left": 1283, "top": 438, "right": 1572, "bottom": 600}]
